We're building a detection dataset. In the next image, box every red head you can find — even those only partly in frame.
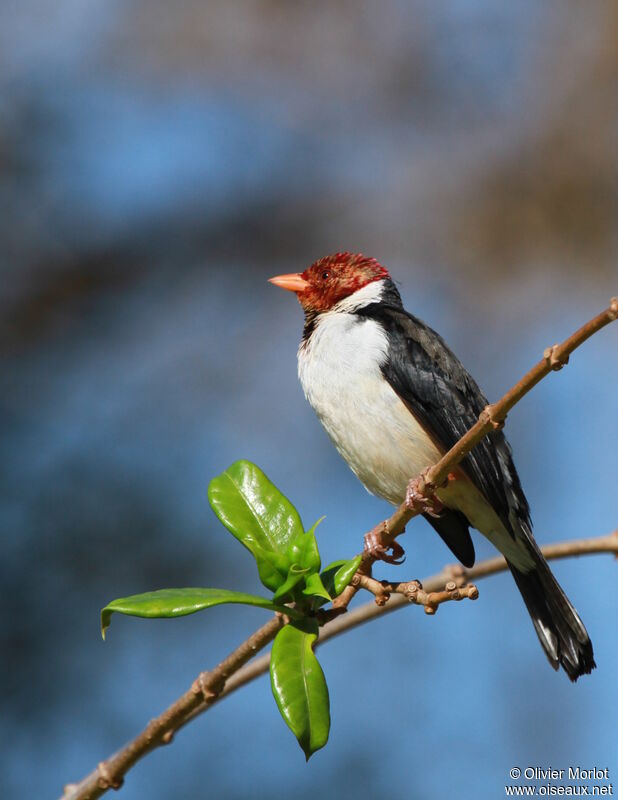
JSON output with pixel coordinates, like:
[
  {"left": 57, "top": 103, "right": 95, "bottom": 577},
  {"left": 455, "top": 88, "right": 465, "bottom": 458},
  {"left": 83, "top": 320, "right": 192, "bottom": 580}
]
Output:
[{"left": 269, "top": 252, "right": 390, "bottom": 313}]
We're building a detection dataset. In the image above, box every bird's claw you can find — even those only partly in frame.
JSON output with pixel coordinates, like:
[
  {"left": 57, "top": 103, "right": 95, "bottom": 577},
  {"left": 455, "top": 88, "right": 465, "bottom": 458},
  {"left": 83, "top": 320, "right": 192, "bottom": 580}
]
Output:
[
  {"left": 363, "top": 523, "right": 406, "bottom": 565},
  {"left": 405, "top": 475, "right": 445, "bottom": 518}
]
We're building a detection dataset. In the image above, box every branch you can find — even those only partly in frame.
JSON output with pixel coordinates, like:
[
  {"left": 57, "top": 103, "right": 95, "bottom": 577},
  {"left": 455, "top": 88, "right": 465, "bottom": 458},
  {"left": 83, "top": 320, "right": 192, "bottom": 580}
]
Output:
[
  {"left": 62, "top": 532, "right": 618, "bottom": 800},
  {"left": 318, "top": 531, "right": 618, "bottom": 637},
  {"left": 60, "top": 299, "right": 617, "bottom": 800},
  {"left": 353, "top": 573, "right": 479, "bottom": 614}
]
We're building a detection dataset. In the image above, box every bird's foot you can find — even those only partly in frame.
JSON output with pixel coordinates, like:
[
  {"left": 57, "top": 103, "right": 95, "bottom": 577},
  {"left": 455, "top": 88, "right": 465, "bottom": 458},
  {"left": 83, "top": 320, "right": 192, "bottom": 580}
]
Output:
[
  {"left": 405, "top": 473, "right": 445, "bottom": 518},
  {"left": 363, "top": 522, "right": 406, "bottom": 565}
]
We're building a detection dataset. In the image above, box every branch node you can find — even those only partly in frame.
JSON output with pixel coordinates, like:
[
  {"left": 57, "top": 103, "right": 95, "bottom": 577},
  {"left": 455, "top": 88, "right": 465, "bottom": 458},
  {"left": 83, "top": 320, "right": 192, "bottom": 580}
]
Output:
[
  {"left": 144, "top": 719, "right": 159, "bottom": 744},
  {"left": 356, "top": 574, "right": 391, "bottom": 605},
  {"left": 609, "top": 297, "right": 618, "bottom": 320},
  {"left": 161, "top": 729, "right": 174, "bottom": 745},
  {"left": 374, "top": 593, "right": 389, "bottom": 607},
  {"left": 97, "top": 762, "right": 123, "bottom": 791},
  {"left": 480, "top": 404, "right": 505, "bottom": 430},
  {"left": 543, "top": 344, "right": 569, "bottom": 371},
  {"left": 444, "top": 563, "right": 468, "bottom": 587},
  {"left": 424, "top": 604, "right": 437, "bottom": 615},
  {"left": 401, "top": 580, "right": 422, "bottom": 599},
  {"left": 467, "top": 584, "right": 479, "bottom": 600},
  {"left": 192, "top": 672, "right": 220, "bottom": 702}
]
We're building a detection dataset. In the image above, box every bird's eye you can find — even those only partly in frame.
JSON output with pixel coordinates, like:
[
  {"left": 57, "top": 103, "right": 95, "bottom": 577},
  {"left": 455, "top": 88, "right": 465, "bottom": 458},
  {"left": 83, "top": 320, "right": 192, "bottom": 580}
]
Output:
[{"left": 321, "top": 270, "right": 330, "bottom": 280}]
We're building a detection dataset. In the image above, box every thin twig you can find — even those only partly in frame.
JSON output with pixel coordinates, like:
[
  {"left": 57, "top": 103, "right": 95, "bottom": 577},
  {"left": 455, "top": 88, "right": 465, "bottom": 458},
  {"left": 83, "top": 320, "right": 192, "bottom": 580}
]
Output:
[
  {"left": 354, "top": 573, "right": 479, "bottom": 613},
  {"left": 61, "top": 299, "right": 617, "bottom": 800}
]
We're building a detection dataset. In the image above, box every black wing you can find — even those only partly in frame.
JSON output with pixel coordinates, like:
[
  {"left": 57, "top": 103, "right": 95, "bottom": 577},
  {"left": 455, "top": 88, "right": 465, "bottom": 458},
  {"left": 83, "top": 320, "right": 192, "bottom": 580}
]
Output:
[
  {"left": 424, "top": 508, "right": 475, "bottom": 567},
  {"left": 356, "top": 295, "right": 531, "bottom": 541}
]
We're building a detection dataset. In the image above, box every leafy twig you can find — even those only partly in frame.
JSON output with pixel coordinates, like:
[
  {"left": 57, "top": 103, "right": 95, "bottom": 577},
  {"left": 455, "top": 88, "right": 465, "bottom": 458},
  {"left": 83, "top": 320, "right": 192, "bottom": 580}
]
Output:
[{"left": 62, "top": 532, "right": 618, "bottom": 800}]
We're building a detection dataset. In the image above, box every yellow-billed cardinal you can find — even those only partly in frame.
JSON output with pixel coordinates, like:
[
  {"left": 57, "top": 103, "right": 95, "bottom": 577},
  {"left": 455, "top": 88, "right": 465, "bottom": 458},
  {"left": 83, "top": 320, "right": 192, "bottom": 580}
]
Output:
[{"left": 269, "top": 252, "right": 594, "bottom": 681}]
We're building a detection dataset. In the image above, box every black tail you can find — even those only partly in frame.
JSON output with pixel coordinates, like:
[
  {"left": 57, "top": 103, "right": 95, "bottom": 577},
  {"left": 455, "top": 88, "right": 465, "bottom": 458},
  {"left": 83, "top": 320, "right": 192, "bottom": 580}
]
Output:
[{"left": 508, "top": 551, "right": 595, "bottom": 682}]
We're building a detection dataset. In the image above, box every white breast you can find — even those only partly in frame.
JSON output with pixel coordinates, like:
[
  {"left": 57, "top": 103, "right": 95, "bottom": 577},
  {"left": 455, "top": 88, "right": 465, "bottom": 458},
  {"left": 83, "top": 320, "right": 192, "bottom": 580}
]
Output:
[{"left": 298, "top": 311, "right": 443, "bottom": 506}]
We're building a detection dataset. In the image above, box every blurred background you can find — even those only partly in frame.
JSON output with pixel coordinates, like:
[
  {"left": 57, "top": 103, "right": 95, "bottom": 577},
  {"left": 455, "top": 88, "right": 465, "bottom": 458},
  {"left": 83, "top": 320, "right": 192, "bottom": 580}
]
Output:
[{"left": 1, "top": 2, "right": 617, "bottom": 798}]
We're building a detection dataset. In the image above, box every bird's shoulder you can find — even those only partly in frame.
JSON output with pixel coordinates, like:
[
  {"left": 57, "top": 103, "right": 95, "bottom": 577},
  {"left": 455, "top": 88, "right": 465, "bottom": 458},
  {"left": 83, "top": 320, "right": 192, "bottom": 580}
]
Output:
[
  {"left": 354, "top": 296, "right": 532, "bottom": 536},
  {"left": 354, "top": 298, "right": 482, "bottom": 404}
]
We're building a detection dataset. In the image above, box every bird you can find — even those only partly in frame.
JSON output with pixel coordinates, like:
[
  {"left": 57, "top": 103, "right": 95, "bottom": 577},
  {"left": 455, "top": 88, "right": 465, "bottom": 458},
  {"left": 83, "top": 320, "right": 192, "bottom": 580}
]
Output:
[{"left": 269, "top": 251, "right": 595, "bottom": 681}]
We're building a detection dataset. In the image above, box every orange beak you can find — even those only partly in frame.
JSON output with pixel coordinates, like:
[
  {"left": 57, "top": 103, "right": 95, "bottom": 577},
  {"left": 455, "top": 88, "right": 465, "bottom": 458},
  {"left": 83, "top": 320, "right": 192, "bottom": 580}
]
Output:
[{"left": 268, "top": 273, "right": 309, "bottom": 293}]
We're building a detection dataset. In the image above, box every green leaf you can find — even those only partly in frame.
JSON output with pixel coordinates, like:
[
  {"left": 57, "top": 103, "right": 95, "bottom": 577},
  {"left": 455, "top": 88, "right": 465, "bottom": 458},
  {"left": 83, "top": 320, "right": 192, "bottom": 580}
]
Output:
[
  {"left": 101, "top": 587, "right": 296, "bottom": 639},
  {"left": 302, "top": 572, "right": 332, "bottom": 602},
  {"left": 305, "top": 516, "right": 325, "bottom": 538},
  {"left": 332, "top": 556, "right": 362, "bottom": 595},
  {"left": 270, "top": 620, "right": 330, "bottom": 760},
  {"left": 208, "top": 461, "right": 303, "bottom": 557},
  {"left": 320, "top": 556, "right": 362, "bottom": 598},
  {"left": 252, "top": 546, "right": 291, "bottom": 593},
  {"left": 272, "top": 563, "right": 311, "bottom": 603},
  {"left": 287, "top": 523, "right": 323, "bottom": 574}
]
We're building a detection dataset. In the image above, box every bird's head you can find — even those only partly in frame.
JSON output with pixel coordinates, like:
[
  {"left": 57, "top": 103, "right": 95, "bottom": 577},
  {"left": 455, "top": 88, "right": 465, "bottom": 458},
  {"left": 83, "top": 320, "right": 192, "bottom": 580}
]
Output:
[{"left": 269, "top": 252, "right": 391, "bottom": 314}]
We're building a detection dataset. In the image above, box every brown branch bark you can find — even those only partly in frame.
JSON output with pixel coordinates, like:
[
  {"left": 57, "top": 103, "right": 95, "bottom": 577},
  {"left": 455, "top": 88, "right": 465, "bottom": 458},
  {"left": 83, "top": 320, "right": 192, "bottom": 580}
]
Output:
[{"left": 60, "top": 299, "right": 617, "bottom": 800}]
